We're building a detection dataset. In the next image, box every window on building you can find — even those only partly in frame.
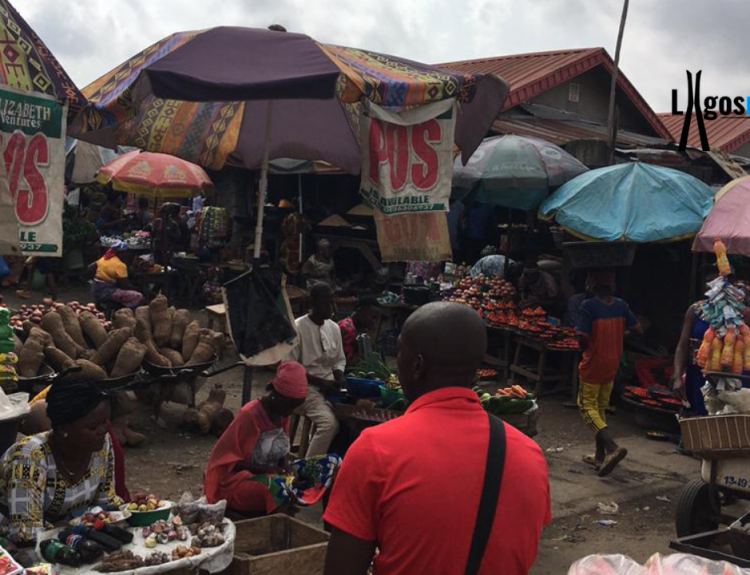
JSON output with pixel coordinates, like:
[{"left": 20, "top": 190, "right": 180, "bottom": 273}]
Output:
[{"left": 568, "top": 83, "right": 580, "bottom": 103}]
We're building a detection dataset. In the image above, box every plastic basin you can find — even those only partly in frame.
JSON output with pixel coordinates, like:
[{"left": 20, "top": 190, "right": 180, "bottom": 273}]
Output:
[{"left": 124, "top": 502, "right": 173, "bottom": 527}]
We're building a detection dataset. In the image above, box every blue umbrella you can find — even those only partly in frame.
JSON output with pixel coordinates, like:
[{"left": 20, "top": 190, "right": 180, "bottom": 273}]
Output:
[{"left": 539, "top": 163, "right": 715, "bottom": 242}]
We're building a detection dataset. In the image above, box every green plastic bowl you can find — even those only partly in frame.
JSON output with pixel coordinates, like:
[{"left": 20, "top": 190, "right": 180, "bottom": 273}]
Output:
[
  {"left": 123, "top": 502, "right": 173, "bottom": 527},
  {"left": 380, "top": 386, "right": 404, "bottom": 406}
]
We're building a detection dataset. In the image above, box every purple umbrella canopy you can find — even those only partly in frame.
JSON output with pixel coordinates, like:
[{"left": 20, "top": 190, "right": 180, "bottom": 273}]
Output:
[{"left": 71, "top": 27, "right": 509, "bottom": 173}]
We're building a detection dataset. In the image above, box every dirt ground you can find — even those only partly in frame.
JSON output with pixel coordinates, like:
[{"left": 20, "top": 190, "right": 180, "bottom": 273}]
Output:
[{"left": 5, "top": 284, "right": 747, "bottom": 574}]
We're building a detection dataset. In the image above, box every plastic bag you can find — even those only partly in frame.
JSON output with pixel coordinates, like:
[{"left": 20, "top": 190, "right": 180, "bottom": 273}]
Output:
[
  {"left": 568, "top": 553, "right": 750, "bottom": 575},
  {"left": 176, "top": 492, "right": 226, "bottom": 526}
]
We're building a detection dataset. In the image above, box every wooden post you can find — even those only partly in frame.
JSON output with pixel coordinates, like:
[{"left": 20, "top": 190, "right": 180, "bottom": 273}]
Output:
[{"left": 607, "top": 0, "right": 630, "bottom": 166}]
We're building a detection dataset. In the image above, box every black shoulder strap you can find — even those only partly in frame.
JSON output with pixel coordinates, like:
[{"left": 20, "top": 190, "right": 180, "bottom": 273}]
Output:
[{"left": 465, "top": 413, "right": 507, "bottom": 575}]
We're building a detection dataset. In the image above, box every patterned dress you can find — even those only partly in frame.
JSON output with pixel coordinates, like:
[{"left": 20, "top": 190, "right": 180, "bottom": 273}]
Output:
[
  {"left": 0, "top": 432, "right": 121, "bottom": 544},
  {"left": 338, "top": 317, "right": 358, "bottom": 363}
]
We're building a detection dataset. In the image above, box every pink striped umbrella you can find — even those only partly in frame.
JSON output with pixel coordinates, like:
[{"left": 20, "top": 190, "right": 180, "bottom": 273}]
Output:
[{"left": 694, "top": 176, "right": 750, "bottom": 255}]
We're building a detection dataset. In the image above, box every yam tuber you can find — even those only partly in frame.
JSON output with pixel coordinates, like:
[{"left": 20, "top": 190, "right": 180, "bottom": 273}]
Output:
[
  {"left": 136, "top": 316, "right": 171, "bottom": 367},
  {"left": 58, "top": 305, "right": 87, "bottom": 348},
  {"left": 149, "top": 295, "right": 171, "bottom": 348},
  {"left": 170, "top": 310, "right": 191, "bottom": 350},
  {"left": 159, "top": 347, "right": 184, "bottom": 367},
  {"left": 111, "top": 338, "right": 147, "bottom": 379},
  {"left": 27, "top": 327, "right": 53, "bottom": 348},
  {"left": 113, "top": 308, "right": 137, "bottom": 331},
  {"left": 184, "top": 386, "right": 226, "bottom": 435},
  {"left": 67, "top": 359, "right": 108, "bottom": 381},
  {"left": 733, "top": 337, "right": 745, "bottom": 374},
  {"left": 181, "top": 321, "right": 200, "bottom": 360},
  {"left": 18, "top": 337, "right": 44, "bottom": 378},
  {"left": 44, "top": 347, "right": 74, "bottom": 372},
  {"left": 91, "top": 328, "right": 133, "bottom": 367},
  {"left": 134, "top": 306, "right": 151, "bottom": 333},
  {"left": 186, "top": 331, "right": 223, "bottom": 365},
  {"left": 79, "top": 311, "right": 108, "bottom": 349},
  {"left": 41, "top": 311, "right": 85, "bottom": 359}
]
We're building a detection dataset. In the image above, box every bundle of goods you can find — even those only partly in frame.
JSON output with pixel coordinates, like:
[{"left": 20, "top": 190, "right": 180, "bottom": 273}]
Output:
[
  {"left": 347, "top": 354, "right": 392, "bottom": 382},
  {"left": 12, "top": 295, "right": 224, "bottom": 382},
  {"left": 199, "top": 207, "right": 228, "bottom": 248},
  {"left": 623, "top": 386, "right": 682, "bottom": 412},
  {"left": 130, "top": 257, "right": 163, "bottom": 274},
  {"left": 444, "top": 275, "right": 517, "bottom": 310},
  {"left": 695, "top": 240, "right": 749, "bottom": 375},
  {"left": 473, "top": 385, "right": 536, "bottom": 415}
]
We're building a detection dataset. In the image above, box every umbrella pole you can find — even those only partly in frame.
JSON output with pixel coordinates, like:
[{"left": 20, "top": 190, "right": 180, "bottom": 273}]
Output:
[
  {"left": 243, "top": 103, "right": 273, "bottom": 407},
  {"left": 298, "top": 174, "right": 303, "bottom": 265},
  {"left": 253, "top": 103, "right": 274, "bottom": 261}
]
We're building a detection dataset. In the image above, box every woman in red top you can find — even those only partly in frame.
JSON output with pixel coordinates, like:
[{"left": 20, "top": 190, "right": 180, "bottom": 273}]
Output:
[
  {"left": 338, "top": 296, "right": 380, "bottom": 363},
  {"left": 204, "top": 361, "right": 340, "bottom": 515}
]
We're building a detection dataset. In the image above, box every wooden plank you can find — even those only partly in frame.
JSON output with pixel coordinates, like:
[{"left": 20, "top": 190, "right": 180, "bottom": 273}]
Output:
[
  {"left": 233, "top": 517, "right": 276, "bottom": 555},
  {"left": 242, "top": 543, "right": 328, "bottom": 575},
  {"left": 290, "top": 517, "right": 330, "bottom": 548}
]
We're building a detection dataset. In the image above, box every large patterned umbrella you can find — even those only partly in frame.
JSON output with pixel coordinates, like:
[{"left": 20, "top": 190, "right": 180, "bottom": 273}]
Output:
[
  {"left": 97, "top": 150, "right": 213, "bottom": 198},
  {"left": 71, "top": 27, "right": 508, "bottom": 174},
  {"left": 0, "top": 0, "right": 85, "bottom": 119},
  {"left": 539, "top": 163, "right": 714, "bottom": 242}
]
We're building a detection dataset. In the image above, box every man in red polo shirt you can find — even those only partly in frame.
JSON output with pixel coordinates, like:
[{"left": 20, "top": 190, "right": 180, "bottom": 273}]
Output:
[{"left": 323, "top": 302, "right": 551, "bottom": 575}]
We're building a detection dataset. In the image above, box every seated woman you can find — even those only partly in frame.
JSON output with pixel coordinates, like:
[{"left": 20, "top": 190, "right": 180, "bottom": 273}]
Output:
[
  {"left": 204, "top": 361, "right": 340, "bottom": 516},
  {"left": 302, "top": 239, "right": 336, "bottom": 290},
  {"left": 0, "top": 380, "right": 122, "bottom": 546},
  {"left": 91, "top": 241, "right": 145, "bottom": 309},
  {"left": 20, "top": 386, "right": 130, "bottom": 502}
]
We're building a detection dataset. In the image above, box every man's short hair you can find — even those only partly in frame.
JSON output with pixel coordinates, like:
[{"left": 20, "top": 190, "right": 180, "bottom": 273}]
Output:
[{"left": 309, "top": 281, "right": 333, "bottom": 301}]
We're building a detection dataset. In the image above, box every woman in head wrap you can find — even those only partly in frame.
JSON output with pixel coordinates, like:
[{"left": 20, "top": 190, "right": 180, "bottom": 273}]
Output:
[
  {"left": 301, "top": 239, "right": 336, "bottom": 290},
  {"left": 204, "top": 361, "right": 341, "bottom": 516},
  {"left": 91, "top": 241, "right": 145, "bottom": 309},
  {"left": 0, "top": 380, "right": 122, "bottom": 546}
]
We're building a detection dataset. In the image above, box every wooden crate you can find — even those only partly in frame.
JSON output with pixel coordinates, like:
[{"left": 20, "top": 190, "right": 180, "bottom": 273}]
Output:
[{"left": 225, "top": 515, "right": 330, "bottom": 575}]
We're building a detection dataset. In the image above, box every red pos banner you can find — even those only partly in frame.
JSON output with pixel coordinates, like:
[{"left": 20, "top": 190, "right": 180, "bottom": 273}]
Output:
[
  {"left": 0, "top": 85, "right": 66, "bottom": 256},
  {"left": 360, "top": 99, "right": 455, "bottom": 215},
  {"left": 360, "top": 99, "right": 455, "bottom": 262}
]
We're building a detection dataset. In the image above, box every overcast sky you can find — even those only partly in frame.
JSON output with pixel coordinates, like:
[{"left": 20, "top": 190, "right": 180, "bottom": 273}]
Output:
[{"left": 19, "top": 0, "right": 750, "bottom": 113}]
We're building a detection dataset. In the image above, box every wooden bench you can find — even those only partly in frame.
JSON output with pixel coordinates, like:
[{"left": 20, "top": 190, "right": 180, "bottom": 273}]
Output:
[{"left": 288, "top": 406, "right": 316, "bottom": 458}]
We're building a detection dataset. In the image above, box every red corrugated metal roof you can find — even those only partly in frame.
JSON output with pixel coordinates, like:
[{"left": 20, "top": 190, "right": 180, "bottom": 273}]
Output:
[
  {"left": 491, "top": 117, "right": 665, "bottom": 148},
  {"left": 658, "top": 113, "right": 750, "bottom": 154},
  {"left": 438, "top": 48, "right": 672, "bottom": 141}
]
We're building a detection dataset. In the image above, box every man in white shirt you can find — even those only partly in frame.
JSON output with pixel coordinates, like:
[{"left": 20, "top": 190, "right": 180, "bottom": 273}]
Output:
[{"left": 289, "top": 282, "right": 346, "bottom": 456}]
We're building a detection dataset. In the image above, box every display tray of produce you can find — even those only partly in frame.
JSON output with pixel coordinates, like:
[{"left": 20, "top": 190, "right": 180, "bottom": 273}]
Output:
[
  {"left": 33, "top": 496, "right": 235, "bottom": 575},
  {"left": 620, "top": 393, "right": 681, "bottom": 434},
  {"left": 11, "top": 296, "right": 224, "bottom": 387}
]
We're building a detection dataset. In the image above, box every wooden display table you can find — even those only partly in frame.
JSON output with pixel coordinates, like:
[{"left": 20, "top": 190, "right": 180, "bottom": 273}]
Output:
[{"left": 509, "top": 335, "right": 578, "bottom": 396}]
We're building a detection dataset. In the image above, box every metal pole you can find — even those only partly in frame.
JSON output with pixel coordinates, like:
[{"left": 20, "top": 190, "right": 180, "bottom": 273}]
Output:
[
  {"left": 607, "top": 0, "right": 629, "bottom": 166},
  {"left": 253, "top": 102, "right": 274, "bottom": 261}
]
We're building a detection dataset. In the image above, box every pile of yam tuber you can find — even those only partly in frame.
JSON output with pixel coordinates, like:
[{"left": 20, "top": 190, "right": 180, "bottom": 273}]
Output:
[{"left": 14, "top": 295, "right": 224, "bottom": 381}]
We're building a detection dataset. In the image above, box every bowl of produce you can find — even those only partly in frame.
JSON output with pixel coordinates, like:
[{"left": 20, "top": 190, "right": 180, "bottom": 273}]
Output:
[
  {"left": 123, "top": 494, "right": 173, "bottom": 527},
  {"left": 69, "top": 508, "right": 131, "bottom": 528}
]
